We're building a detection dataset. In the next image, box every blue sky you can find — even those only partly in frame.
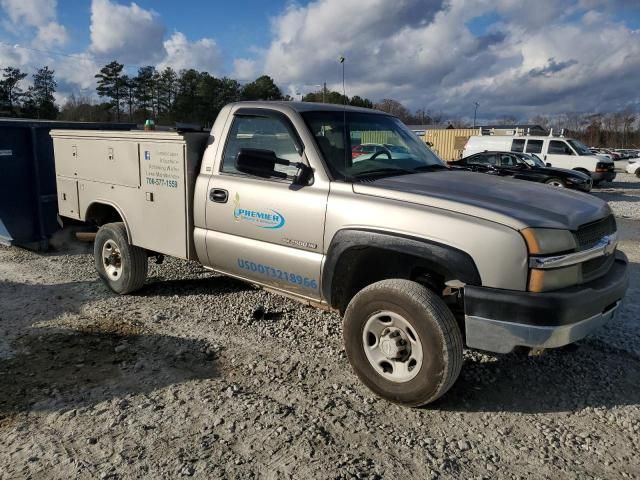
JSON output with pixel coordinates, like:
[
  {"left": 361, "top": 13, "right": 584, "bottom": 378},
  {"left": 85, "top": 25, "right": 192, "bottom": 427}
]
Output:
[{"left": 1, "top": 0, "right": 639, "bottom": 119}]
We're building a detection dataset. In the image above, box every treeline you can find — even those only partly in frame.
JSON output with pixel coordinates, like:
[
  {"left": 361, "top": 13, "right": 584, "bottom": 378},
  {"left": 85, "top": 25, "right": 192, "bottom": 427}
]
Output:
[
  {"left": 530, "top": 113, "right": 639, "bottom": 148},
  {"left": 1, "top": 62, "right": 639, "bottom": 147},
  {"left": 0, "top": 66, "right": 58, "bottom": 119}
]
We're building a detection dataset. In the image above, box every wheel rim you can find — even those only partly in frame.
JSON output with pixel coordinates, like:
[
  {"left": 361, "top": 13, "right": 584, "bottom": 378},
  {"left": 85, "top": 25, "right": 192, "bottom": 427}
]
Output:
[
  {"left": 548, "top": 180, "right": 564, "bottom": 188},
  {"left": 102, "top": 240, "right": 123, "bottom": 280},
  {"left": 362, "top": 311, "right": 423, "bottom": 383}
]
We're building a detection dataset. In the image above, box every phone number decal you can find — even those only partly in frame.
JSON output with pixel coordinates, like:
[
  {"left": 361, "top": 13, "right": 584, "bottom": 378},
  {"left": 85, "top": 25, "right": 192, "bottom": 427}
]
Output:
[
  {"left": 237, "top": 259, "right": 318, "bottom": 289},
  {"left": 146, "top": 177, "right": 178, "bottom": 188}
]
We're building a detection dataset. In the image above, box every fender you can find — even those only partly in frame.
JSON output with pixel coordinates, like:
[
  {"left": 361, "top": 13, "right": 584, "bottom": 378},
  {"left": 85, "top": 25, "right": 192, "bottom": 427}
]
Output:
[
  {"left": 322, "top": 229, "right": 481, "bottom": 307},
  {"left": 84, "top": 200, "right": 132, "bottom": 240}
]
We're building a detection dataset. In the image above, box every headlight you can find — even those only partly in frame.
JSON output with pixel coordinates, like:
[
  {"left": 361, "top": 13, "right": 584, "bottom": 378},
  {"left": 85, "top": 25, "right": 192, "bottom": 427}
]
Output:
[{"left": 520, "top": 228, "right": 577, "bottom": 255}]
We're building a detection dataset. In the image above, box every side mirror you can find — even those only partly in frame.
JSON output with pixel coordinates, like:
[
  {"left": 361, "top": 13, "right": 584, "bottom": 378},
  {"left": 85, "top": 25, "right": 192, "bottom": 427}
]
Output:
[
  {"left": 546, "top": 162, "right": 552, "bottom": 167},
  {"left": 236, "top": 148, "right": 312, "bottom": 184},
  {"left": 236, "top": 148, "right": 285, "bottom": 179}
]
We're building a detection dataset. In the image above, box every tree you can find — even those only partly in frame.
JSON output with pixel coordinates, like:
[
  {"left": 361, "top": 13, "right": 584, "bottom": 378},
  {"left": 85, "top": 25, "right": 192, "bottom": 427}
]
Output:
[
  {"left": 1, "top": 67, "right": 28, "bottom": 114},
  {"left": 23, "top": 66, "right": 58, "bottom": 119},
  {"left": 133, "top": 66, "right": 156, "bottom": 119},
  {"left": 121, "top": 75, "right": 135, "bottom": 119},
  {"left": 374, "top": 99, "right": 412, "bottom": 123},
  {"left": 349, "top": 95, "right": 373, "bottom": 109},
  {"left": 95, "top": 61, "right": 125, "bottom": 121},
  {"left": 241, "top": 75, "right": 283, "bottom": 100}
]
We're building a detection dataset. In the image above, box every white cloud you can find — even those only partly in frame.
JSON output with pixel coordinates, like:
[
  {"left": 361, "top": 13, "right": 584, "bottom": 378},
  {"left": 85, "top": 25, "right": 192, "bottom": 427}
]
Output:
[
  {"left": 89, "top": 0, "right": 165, "bottom": 64},
  {"left": 35, "top": 21, "right": 68, "bottom": 47},
  {"left": 0, "top": 0, "right": 56, "bottom": 26},
  {"left": 232, "top": 58, "right": 257, "bottom": 81},
  {"left": 157, "top": 31, "right": 223, "bottom": 73},
  {"left": 56, "top": 53, "right": 100, "bottom": 90},
  {"left": 261, "top": 0, "right": 640, "bottom": 117},
  {"left": 0, "top": 0, "right": 67, "bottom": 47}
]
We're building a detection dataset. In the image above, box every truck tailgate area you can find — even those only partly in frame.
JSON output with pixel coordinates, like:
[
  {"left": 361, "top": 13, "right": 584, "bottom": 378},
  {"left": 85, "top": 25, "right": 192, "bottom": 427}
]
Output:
[{"left": 51, "top": 130, "right": 208, "bottom": 259}]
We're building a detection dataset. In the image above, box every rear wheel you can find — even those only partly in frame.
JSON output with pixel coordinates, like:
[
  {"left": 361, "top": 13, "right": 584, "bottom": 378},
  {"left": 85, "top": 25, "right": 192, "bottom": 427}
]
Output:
[
  {"left": 343, "top": 279, "right": 463, "bottom": 407},
  {"left": 635, "top": 167, "right": 640, "bottom": 178},
  {"left": 94, "top": 222, "right": 148, "bottom": 294},
  {"left": 545, "top": 178, "right": 565, "bottom": 188}
]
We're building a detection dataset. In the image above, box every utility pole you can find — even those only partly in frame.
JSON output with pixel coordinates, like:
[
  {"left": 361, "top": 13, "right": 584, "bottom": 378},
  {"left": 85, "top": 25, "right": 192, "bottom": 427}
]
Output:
[{"left": 473, "top": 101, "right": 480, "bottom": 128}]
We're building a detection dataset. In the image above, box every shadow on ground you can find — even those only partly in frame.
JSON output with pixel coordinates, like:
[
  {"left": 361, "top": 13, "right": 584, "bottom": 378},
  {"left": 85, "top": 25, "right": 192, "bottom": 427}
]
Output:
[
  {"left": 437, "top": 339, "right": 640, "bottom": 414},
  {"left": 0, "top": 326, "right": 218, "bottom": 416}
]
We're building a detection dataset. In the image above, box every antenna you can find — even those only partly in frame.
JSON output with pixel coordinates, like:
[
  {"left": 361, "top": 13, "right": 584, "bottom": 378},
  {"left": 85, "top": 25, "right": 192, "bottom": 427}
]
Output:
[{"left": 338, "top": 55, "right": 347, "bottom": 170}]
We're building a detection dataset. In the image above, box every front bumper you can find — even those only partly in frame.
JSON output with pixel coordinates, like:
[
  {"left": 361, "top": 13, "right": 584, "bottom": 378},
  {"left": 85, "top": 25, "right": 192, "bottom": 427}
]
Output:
[
  {"left": 463, "top": 251, "right": 628, "bottom": 353},
  {"left": 592, "top": 170, "right": 616, "bottom": 182}
]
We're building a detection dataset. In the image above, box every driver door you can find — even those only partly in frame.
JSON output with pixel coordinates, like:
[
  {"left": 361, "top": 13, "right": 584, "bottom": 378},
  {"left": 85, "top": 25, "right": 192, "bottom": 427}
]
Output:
[{"left": 203, "top": 109, "right": 329, "bottom": 300}]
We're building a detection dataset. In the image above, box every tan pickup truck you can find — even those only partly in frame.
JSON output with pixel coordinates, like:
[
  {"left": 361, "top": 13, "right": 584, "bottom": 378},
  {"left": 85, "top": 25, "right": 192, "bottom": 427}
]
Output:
[{"left": 51, "top": 102, "right": 629, "bottom": 407}]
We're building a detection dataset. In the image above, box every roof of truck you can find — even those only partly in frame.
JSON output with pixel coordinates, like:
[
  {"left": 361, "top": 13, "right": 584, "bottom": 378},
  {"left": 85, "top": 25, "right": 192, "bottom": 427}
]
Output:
[{"left": 229, "top": 101, "right": 387, "bottom": 115}]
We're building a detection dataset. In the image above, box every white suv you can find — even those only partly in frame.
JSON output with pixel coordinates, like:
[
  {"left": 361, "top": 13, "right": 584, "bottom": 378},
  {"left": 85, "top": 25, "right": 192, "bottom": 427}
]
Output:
[{"left": 465, "top": 134, "right": 616, "bottom": 184}]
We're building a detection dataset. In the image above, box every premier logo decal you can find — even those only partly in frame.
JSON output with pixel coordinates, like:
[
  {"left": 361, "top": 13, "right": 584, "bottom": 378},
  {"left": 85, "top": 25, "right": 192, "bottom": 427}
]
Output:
[{"left": 233, "top": 193, "right": 286, "bottom": 229}]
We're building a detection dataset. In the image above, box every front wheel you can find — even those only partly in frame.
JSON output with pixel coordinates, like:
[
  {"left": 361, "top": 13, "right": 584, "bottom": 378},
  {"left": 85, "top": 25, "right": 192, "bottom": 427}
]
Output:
[
  {"left": 343, "top": 279, "right": 463, "bottom": 407},
  {"left": 545, "top": 178, "right": 565, "bottom": 188},
  {"left": 94, "top": 222, "right": 148, "bottom": 294}
]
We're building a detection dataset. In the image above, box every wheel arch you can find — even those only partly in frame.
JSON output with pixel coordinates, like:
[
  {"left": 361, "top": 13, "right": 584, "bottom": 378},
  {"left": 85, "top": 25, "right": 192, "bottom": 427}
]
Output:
[
  {"left": 84, "top": 201, "right": 131, "bottom": 240},
  {"left": 322, "top": 229, "right": 481, "bottom": 312}
]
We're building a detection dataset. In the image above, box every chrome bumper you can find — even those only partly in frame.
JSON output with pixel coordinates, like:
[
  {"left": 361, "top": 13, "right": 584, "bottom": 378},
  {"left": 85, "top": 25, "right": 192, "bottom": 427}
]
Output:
[{"left": 465, "top": 300, "right": 621, "bottom": 354}]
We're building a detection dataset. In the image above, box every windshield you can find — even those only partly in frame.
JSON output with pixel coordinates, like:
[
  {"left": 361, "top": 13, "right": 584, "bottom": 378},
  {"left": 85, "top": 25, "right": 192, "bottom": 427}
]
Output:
[
  {"left": 302, "top": 111, "right": 445, "bottom": 180},
  {"left": 519, "top": 153, "right": 546, "bottom": 167},
  {"left": 567, "top": 139, "right": 593, "bottom": 156}
]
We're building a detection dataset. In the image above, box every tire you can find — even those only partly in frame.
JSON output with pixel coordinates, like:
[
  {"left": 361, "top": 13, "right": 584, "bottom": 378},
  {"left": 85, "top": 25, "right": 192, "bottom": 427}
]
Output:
[
  {"left": 635, "top": 167, "right": 640, "bottom": 178},
  {"left": 94, "top": 222, "right": 148, "bottom": 294},
  {"left": 343, "top": 279, "right": 463, "bottom": 407},
  {"left": 545, "top": 178, "right": 565, "bottom": 188}
]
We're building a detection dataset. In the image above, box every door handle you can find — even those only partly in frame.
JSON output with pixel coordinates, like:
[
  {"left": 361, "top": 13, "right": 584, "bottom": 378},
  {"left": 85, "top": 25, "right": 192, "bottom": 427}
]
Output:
[{"left": 209, "top": 188, "right": 228, "bottom": 203}]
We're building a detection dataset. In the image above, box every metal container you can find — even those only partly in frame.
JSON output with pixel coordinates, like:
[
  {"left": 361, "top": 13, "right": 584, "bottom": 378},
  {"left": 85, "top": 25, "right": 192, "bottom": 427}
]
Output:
[
  {"left": 424, "top": 128, "right": 480, "bottom": 161},
  {"left": 0, "top": 119, "right": 135, "bottom": 249}
]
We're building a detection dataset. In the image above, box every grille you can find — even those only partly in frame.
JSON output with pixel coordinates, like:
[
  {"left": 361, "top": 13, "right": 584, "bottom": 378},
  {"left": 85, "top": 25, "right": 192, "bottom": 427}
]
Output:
[
  {"left": 581, "top": 254, "right": 615, "bottom": 283},
  {"left": 574, "top": 215, "right": 616, "bottom": 251}
]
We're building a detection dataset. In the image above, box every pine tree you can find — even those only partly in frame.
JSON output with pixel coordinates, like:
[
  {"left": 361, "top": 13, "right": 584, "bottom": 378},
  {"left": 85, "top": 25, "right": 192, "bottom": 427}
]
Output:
[
  {"left": 133, "top": 66, "right": 156, "bottom": 119},
  {"left": 1, "top": 67, "right": 28, "bottom": 114},
  {"left": 95, "top": 61, "right": 125, "bottom": 121},
  {"left": 28, "top": 66, "right": 58, "bottom": 119}
]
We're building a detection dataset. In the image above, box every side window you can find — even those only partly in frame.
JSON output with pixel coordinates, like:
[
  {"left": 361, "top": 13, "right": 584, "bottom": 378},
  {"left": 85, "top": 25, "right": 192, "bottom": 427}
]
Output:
[
  {"left": 526, "top": 140, "right": 543, "bottom": 154},
  {"left": 221, "top": 115, "right": 301, "bottom": 177},
  {"left": 511, "top": 139, "right": 525, "bottom": 153},
  {"left": 548, "top": 140, "right": 573, "bottom": 155},
  {"left": 468, "top": 154, "right": 496, "bottom": 165},
  {"left": 498, "top": 153, "right": 517, "bottom": 166}
]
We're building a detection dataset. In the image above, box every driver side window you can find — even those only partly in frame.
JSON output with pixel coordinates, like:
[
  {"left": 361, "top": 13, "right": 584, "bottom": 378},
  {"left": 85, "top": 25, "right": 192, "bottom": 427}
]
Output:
[
  {"left": 221, "top": 115, "right": 301, "bottom": 177},
  {"left": 548, "top": 140, "right": 574, "bottom": 155}
]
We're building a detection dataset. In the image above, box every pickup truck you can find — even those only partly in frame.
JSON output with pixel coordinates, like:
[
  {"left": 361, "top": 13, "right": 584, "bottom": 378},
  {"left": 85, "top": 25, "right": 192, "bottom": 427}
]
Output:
[{"left": 51, "top": 102, "right": 629, "bottom": 407}]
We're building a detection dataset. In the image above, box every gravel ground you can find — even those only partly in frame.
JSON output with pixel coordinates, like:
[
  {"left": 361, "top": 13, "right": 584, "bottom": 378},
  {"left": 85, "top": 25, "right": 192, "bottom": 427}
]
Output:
[{"left": 0, "top": 177, "right": 639, "bottom": 479}]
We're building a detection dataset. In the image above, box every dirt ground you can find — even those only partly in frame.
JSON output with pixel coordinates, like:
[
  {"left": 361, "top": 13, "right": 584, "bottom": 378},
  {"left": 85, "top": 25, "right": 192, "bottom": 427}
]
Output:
[{"left": 0, "top": 175, "right": 639, "bottom": 479}]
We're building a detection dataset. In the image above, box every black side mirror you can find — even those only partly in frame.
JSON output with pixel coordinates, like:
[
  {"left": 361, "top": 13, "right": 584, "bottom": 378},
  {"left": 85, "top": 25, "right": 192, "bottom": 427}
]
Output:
[
  {"left": 236, "top": 148, "right": 285, "bottom": 179},
  {"left": 546, "top": 162, "right": 552, "bottom": 167},
  {"left": 236, "top": 148, "right": 312, "bottom": 184}
]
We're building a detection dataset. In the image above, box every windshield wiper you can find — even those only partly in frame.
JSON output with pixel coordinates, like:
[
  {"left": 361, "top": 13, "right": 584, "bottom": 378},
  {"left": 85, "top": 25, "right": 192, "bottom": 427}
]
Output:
[
  {"left": 352, "top": 167, "right": 415, "bottom": 179},
  {"left": 412, "top": 164, "right": 448, "bottom": 172}
]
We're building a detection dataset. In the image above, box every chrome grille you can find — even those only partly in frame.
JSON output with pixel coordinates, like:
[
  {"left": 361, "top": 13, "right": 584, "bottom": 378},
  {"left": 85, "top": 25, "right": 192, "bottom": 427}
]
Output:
[{"left": 575, "top": 215, "right": 616, "bottom": 251}]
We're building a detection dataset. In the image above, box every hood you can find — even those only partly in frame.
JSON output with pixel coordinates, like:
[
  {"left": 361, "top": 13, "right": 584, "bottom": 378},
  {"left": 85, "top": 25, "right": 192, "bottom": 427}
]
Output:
[{"left": 353, "top": 170, "right": 610, "bottom": 231}]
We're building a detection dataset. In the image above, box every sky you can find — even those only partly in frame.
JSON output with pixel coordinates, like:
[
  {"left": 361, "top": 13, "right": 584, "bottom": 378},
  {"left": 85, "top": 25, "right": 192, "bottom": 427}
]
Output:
[{"left": 1, "top": 0, "right": 639, "bottom": 120}]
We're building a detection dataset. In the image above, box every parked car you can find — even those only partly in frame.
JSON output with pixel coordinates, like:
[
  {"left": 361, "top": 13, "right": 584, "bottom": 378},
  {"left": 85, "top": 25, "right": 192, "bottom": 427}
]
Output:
[
  {"left": 626, "top": 159, "right": 640, "bottom": 177},
  {"left": 451, "top": 151, "right": 592, "bottom": 191},
  {"left": 464, "top": 135, "right": 615, "bottom": 184}
]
